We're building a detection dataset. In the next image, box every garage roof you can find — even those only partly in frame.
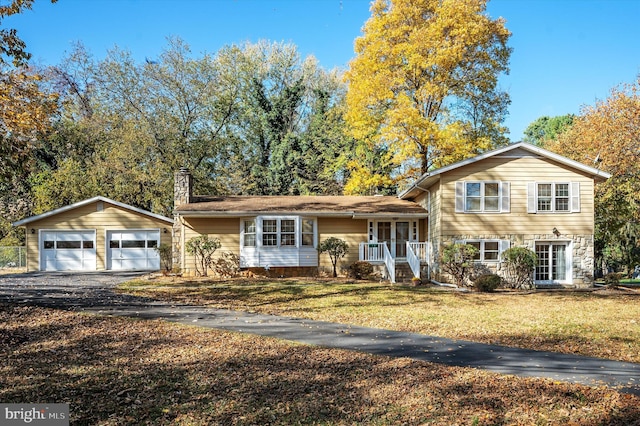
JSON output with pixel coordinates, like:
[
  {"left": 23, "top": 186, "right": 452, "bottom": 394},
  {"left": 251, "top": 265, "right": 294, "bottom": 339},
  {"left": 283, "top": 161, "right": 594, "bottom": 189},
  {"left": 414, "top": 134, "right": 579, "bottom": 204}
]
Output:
[{"left": 12, "top": 196, "right": 174, "bottom": 226}]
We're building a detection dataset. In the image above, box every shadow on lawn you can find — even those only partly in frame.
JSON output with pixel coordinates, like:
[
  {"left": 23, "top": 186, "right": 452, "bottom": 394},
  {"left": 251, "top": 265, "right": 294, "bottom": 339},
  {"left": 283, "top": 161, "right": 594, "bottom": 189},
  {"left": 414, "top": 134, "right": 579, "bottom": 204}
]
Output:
[{"left": 2, "top": 305, "right": 640, "bottom": 425}]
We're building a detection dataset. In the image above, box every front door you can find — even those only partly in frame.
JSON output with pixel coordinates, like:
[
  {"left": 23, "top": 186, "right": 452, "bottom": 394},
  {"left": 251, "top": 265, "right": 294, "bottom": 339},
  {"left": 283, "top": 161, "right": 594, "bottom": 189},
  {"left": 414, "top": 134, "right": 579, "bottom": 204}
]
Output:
[
  {"left": 375, "top": 221, "right": 411, "bottom": 258},
  {"left": 395, "top": 221, "right": 409, "bottom": 258}
]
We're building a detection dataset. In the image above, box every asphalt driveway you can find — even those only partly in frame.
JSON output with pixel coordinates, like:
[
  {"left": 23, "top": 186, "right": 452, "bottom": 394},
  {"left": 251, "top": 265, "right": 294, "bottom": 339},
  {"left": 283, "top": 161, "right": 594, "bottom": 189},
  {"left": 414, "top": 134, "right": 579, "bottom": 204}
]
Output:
[{"left": 1, "top": 272, "right": 639, "bottom": 395}]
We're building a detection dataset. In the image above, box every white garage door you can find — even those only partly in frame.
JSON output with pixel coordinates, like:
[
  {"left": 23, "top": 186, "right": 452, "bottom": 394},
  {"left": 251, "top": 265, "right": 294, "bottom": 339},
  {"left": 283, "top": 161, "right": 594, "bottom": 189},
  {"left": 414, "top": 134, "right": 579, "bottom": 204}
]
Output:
[
  {"left": 41, "top": 230, "right": 97, "bottom": 271},
  {"left": 107, "top": 230, "right": 160, "bottom": 270}
]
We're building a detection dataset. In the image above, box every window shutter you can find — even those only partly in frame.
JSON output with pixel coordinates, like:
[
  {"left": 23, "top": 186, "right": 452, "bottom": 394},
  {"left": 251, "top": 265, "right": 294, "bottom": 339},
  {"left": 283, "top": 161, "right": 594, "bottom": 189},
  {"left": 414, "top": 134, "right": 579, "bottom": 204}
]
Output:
[
  {"left": 501, "top": 182, "right": 510, "bottom": 213},
  {"left": 571, "top": 182, "right": 580, "bottom": 212},
  {"left": 527, "top": 182, "right": 537, "bottom": 213},
  {"left": 455, "top": 182, "right": 465, "bottom": 212},
  {"left": 499, "top": 240, "right": 511, "bottom": 258}
]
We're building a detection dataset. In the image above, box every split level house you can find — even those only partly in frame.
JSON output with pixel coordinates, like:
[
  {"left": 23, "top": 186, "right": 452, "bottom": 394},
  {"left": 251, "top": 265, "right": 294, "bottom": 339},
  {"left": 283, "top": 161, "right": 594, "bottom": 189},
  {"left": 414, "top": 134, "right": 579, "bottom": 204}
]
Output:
[{"left": 14, "top": 142, "right": 610, "bottom": 288}]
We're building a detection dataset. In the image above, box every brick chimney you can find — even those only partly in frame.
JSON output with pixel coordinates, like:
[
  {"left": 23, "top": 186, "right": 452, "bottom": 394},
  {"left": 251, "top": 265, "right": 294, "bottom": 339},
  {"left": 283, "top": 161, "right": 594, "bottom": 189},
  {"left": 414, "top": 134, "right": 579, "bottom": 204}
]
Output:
[{"left": 174, "top": 167, "right": 193, "bottom": 208}]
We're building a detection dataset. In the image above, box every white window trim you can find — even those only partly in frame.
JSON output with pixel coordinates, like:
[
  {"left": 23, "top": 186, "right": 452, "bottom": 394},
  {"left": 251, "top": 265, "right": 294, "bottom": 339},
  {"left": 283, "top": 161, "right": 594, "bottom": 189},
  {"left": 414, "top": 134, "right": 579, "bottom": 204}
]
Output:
[
  {"left": 241, "top": 216, "right": 317, "bottom": 249},
  {"left": 456, "top": 181, "right": 510, "bottom": 213},
  {"left": 534, "top": 240, "right": 573, "bottom": 285},
  {"left": 528, "top": 182, "right": 580, "bottom": 214},
  {"left": 456, "top": 239, "right": 510, "bottom": 262}
]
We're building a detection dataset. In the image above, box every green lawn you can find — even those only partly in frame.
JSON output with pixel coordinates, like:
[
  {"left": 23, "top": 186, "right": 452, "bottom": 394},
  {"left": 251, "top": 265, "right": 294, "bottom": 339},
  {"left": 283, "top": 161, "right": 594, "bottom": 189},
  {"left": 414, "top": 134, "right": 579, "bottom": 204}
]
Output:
[{"left": 119, "top": 277, "right": 640, "bottom": 364}]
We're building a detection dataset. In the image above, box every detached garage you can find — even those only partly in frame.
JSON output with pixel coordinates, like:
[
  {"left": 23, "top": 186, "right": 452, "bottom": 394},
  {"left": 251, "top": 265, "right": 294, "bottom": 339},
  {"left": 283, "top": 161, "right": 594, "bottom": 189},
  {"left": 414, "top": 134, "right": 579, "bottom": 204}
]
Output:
[{"left": 13, "top": 196, "right": 173, "bottom": 272}]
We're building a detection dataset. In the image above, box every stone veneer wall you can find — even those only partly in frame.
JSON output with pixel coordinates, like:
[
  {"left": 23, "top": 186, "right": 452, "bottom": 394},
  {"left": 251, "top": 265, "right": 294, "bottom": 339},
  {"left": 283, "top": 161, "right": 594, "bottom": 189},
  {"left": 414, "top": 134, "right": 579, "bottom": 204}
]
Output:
[
  {"left": 173, "top": 168, "right": 193, "bottom": 271},
  {"left": 435, "top": 234, "right": 594, "bottom": 288}
]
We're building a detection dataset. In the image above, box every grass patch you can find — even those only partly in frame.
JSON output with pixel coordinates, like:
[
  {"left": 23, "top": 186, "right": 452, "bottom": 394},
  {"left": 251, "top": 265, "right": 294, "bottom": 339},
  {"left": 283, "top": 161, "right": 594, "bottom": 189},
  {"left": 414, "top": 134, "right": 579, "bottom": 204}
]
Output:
[
  {"left": 120, "top": 277, "right": 640, "bottom": 364},
  {"left": 2, "top": 304, "right": 639, "bottom": 425}
]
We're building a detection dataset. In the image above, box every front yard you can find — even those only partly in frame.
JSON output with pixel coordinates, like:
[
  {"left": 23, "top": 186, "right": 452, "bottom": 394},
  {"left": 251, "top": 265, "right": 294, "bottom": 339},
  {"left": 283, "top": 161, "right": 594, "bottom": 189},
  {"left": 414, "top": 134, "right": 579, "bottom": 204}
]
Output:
[
  {"left": 119, "top": 277, "right": 640, "bottom": 364},
  {"left": 1, "top": 303, "right": 639, "bottom": 425}
]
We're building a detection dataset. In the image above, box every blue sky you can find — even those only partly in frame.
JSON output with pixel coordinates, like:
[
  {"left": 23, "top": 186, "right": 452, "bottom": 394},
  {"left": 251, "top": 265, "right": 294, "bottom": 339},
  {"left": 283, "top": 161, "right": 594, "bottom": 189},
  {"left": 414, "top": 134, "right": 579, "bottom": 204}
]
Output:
[{"left": 5, "top": 0, "right": 640, "bottom": 141}]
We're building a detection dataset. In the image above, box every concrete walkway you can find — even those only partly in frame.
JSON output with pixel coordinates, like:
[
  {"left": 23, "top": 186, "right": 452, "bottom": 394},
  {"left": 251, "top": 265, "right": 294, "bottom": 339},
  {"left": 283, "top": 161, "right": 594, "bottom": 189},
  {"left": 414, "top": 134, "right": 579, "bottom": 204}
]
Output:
[{"left": 1, "top": 272, "right": 639, "bottom": 396}]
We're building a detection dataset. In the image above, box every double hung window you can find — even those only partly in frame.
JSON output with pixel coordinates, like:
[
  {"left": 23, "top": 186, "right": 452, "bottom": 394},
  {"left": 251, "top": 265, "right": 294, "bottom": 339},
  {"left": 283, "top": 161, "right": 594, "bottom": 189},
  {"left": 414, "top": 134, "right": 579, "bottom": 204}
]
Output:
[
  {"left": 528, "top": 182, "right": 579, "bottom": 213},
  {"left": 462, "top": 240, "right": 503, "bottom": 262},
  {"left": 456, "top": 181, "right": 509, "bottom": 213},
  {"left": 242, "top": 217, "right": 316, "bottom": 248}
]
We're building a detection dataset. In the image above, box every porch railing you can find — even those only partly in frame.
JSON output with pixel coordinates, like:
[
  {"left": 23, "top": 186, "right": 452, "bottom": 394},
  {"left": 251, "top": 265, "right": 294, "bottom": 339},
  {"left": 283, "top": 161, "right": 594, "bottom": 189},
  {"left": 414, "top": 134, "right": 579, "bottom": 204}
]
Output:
[
  {"left": 406, "top": 242, "right": 430, "bottom": 280},
  {"left": 382, "top": 243, "right": 395, "bottom": 283},
  {"left": 359, "top": 242, "right": 386, "bottom": 262},
  {"left": 359, "top": 242, "right": 395, "bottom": 283}
]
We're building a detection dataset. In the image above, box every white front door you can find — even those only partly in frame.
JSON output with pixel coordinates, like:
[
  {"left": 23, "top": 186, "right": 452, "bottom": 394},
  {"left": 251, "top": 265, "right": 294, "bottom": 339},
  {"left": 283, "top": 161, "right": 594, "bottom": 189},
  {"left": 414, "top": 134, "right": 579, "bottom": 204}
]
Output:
[
  {"left": 107, "top": 230, "right": 160, "bottom": 270},
  {"left": 41, "top": 230, "right": 96, "bottom": 271}
]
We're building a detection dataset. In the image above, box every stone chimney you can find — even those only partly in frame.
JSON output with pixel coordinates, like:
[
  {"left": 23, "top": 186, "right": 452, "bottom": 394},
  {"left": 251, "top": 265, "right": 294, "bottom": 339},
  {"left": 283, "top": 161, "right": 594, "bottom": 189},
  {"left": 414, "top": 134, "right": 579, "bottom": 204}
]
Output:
[
  {"left": 173, "top": 168, "right": 193, "bottom": 272},
  {"left": 174, "top": 167, "right": 193, "bottom": 208}
]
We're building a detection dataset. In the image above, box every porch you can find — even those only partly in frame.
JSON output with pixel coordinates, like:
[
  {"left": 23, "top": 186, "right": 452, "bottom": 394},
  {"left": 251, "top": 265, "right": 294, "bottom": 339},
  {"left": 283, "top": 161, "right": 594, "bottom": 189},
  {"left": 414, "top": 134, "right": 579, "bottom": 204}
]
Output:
[{"left": 359, "top": 242, "right": 430, "bottom": 283}]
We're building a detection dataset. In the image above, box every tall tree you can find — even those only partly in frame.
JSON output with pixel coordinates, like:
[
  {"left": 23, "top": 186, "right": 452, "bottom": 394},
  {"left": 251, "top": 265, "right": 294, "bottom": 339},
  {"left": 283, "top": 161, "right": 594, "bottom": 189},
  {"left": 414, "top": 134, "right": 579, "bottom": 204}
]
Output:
[
  {"left": 544, "top": 78, "right": 640, "bottom": 274},
  {"left": 523, "top": 114, "right": 574, "bottom": 145},
  {"left": 0, "top": 0, "right": 57, "bottom": 66},
  {"left": 344, "top": 0, "right": 511, "bottom": 192}
]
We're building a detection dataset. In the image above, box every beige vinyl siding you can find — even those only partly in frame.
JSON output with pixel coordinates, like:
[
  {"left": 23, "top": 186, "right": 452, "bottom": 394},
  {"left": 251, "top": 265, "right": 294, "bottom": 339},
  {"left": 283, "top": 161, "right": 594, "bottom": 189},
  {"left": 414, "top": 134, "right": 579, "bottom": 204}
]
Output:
[
  {"left": 317, "top": 218, "right": 367, "bottom": 271},
  {"left": 439, "top": 156, "right": 595, "bottom": 236},
  {"left": 25, "top": 202, "right": 172, "bottom": 271},
  {"left": 181, "top": 217, "right": 239, "bottom": 274}
]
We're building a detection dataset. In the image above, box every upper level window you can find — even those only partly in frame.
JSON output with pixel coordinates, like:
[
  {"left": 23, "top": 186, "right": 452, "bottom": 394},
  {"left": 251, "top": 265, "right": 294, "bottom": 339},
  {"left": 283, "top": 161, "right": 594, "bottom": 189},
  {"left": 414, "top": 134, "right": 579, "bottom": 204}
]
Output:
[
  {"left": 456, "top": 181, "right": 509, "bottom": 213},
  {"left": 528, "top": 182, "right": 579, "bottom": 213}
]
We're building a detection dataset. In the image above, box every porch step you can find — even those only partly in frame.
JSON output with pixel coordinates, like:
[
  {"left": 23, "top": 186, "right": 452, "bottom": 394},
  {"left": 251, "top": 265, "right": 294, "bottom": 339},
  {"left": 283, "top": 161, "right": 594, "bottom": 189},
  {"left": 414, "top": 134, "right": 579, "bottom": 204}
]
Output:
[{"left": 395, "top": 263, "right": 415, "bottom": 283}]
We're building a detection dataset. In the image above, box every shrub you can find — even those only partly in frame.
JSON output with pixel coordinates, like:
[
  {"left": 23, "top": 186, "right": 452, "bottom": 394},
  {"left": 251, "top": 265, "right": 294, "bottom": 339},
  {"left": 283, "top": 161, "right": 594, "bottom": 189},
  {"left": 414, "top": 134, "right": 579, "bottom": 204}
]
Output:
[
  {"left": 501, "top": 246, "right": 537, "bottom": 289},
  {"left": 474, "top": 274, "right": 501, "bottom": 292},
  {"left": 154, "top": 243, "right": 173, "bottom": 274},
  {"left": 440, "top": 243, "right": 479, "bottom": 286},
  {"left": 349, "top": 261, "right": 373, "bottom": 280},
  {"left": 185, "top": 235, "right": 221, "bottom": 277},
  {"left": 319, "top": 237, "right": 349, "bottom": 278},
  {"left": 604, "top": 272, "right": 621, "bottom": 289},
  {"left": 213, "top": 251, "right": 240, "bottom": 278}
]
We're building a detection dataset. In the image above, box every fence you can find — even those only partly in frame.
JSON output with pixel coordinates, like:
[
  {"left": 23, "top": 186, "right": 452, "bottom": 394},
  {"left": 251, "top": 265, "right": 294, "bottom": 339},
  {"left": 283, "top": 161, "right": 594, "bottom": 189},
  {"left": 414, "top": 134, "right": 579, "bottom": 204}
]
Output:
[{"left": 0, "top": 246, "right": 26, "bottom": 268}]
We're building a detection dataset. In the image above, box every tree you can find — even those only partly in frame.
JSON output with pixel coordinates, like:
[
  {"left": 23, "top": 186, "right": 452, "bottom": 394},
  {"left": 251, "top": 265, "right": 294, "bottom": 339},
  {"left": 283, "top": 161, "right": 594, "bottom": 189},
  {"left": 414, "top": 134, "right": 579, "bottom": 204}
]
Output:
[
  {"left": 344, "top": 0, "right": 511, "bottom": 190},
  {"left": 544, "top": 77, "right": 640, "bottom": 275},
  {"left": 522, "top": 114, "right": 574, "bottom": 145},
  {"left": 0, "top": 0, "right": 57, "bottom": 67},
  {"left": 318, "top": 237, "right": 349, "bottom": 278}
]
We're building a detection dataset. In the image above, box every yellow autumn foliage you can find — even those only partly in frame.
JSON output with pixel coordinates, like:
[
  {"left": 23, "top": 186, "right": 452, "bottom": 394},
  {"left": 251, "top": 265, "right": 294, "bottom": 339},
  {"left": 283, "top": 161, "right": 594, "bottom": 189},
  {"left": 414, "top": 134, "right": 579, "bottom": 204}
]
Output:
[{"left": 344, "top": 0, "right": 511, "bottom": 193}]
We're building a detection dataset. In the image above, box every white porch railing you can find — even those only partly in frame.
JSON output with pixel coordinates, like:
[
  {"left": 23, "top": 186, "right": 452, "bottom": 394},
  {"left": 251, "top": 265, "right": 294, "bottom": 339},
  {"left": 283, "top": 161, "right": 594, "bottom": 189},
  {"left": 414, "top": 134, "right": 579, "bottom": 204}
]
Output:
[
  {"left": 382, "top": 243, "right": 395, "bottom": 283},
  {"left": 406, "top": 242, "right": 430, "bottom": 280},
  {"left": 359, "top": 242, "right": 386, "bottom": 262}
]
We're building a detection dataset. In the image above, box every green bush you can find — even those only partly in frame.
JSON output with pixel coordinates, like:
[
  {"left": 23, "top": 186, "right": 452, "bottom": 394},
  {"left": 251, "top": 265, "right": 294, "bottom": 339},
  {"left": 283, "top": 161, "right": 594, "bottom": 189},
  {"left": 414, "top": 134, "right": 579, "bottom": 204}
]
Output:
[
  {"left": 474, "top": 274, "right": 501, "bottom": 292},
  {"left": 501, "top": 246, "right": 537, "bottom": 289},
  {"left": 349, "top": 261, "right": 373, "bottom": 280},
  {"left": 440, "top": 243, "right": 479, "bottom": 286},
  {"left": 604, "top": 272, "right": 621, "bottom": 289}
]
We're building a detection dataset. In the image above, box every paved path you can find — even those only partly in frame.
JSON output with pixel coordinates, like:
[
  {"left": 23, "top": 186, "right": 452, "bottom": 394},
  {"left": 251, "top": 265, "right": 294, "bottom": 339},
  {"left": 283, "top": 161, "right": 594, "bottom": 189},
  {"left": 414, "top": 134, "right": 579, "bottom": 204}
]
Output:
[{"left": 1, "top": 272, "right": 639, "bottom": 396}]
